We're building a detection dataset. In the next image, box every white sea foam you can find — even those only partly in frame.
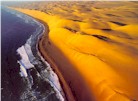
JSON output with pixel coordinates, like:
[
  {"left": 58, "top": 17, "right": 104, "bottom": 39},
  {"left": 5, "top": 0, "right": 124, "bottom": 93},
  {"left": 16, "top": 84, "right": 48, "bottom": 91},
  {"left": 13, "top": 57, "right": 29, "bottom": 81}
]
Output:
[
  {"left": 36, "top": 23, "right": 65, "bottom": 101},
  {"left": 37, "top": 49, "right": 65, "bottom": 101},
  {"left": 17, "top": 43, "right": 65, "bottom": 100},
  {"left": 48, "top": 72, "right": 65, "bottom": 101},
  {"left": 18, "top": 61, "right": 28, "bottom": 77},
  {"left": 11, "top": 7, "right": 66, "bottom": 100},
  {"left": 17, "top": 46, "right": 34, "bottom": 69},
  {"left": 24, "top": 43, "right": 35, "bottom": 62},
  {"left": 17, "top": 46, "right": 34, "bottom": 77},
  {"left": 17, "top": 36, "right": 65, "bottom": 100}
]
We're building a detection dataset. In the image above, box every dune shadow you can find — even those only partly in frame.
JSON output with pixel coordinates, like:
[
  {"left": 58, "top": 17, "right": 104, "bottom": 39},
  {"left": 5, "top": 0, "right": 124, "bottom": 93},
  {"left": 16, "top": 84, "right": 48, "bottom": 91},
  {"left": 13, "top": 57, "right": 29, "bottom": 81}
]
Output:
[
  {"left": 110, "top": 21, "right": 127, "bottom": 26},
  {"left": 64, "top": 27, "right": 78, "bottom": 33},
  {"left": 38, "top": 22, "right": 96, "bottom": 101}
]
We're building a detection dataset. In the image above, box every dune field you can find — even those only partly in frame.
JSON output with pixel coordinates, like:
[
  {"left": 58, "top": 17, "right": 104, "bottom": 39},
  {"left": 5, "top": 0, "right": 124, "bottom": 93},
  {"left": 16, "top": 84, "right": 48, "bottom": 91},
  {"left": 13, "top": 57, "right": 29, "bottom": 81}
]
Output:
[{"left": 11, "top": 1, "right": 138, "bottom": 101}]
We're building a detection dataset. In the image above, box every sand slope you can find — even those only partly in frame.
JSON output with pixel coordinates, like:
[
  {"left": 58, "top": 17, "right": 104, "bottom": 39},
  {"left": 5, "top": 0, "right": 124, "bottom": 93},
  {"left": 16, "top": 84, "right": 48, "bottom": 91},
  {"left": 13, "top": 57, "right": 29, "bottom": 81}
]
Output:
[{"left": 12, "top": 1, "right": 138, "bottom": 101}]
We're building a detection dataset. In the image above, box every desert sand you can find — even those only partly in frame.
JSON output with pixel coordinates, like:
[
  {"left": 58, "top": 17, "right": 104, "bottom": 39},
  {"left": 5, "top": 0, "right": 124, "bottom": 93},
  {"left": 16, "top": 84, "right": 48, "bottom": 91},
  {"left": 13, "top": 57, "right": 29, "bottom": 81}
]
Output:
[{"left": 11, "top": 1, "right": 138, "bottom": 101}]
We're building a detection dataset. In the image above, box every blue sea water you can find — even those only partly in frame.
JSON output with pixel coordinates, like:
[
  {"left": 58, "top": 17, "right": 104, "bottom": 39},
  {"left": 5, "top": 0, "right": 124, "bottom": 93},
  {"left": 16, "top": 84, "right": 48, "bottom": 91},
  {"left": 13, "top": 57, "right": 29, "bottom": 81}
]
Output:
[{"left": 1, "top": 7, "right": 65, "bottom": 101}]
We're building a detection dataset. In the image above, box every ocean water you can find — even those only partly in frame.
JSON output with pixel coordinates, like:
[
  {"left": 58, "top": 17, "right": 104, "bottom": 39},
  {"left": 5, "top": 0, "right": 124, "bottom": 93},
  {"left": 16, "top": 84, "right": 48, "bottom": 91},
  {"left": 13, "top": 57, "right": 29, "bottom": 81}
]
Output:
[{"left": 1, "top": 7, "right": 65, "bottom": 101}]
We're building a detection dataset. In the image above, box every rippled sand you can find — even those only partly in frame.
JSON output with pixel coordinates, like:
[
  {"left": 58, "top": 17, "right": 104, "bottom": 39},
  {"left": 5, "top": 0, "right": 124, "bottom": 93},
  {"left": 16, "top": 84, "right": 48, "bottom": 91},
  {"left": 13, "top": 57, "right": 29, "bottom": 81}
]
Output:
[{"left": 12, "top": 1, "right": 138, "bottom": 101}]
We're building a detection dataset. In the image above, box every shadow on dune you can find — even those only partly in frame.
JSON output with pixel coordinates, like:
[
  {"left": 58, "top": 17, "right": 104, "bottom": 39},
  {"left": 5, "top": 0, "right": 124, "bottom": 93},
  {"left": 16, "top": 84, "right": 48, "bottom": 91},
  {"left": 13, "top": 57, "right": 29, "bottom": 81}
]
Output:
[{"left": 38, "top": 22, "right": 96, "bottom": 101}]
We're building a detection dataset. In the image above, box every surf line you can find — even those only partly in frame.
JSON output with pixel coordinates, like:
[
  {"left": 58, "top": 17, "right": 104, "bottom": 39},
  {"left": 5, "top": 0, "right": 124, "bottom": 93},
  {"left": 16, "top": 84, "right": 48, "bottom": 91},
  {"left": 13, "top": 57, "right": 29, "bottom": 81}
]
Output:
[
  {"left": 36, "top": 22, "right": 66, "bottom": 101},
  {"left": 15, "top": 14, "right": 65, "bottom": 101},
  {"left": 17, "top": 60, "right": 28, "bottom": 77}
]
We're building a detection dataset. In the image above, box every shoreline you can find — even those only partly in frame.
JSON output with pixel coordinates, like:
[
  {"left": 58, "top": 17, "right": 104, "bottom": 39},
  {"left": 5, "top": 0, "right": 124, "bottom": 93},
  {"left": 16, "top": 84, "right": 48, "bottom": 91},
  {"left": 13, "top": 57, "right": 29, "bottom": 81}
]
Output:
[
  {"left": 35, "top": 20, "right": 66, "bottom": 101},
  {"left": 36, "top": 18, "right": 93, "bottom": 101},
  {"left": 37, "top": 19, "right": 76, "bottom": 101},
  {"left": 10, "top": 6, "right": 138, "bottom": 101},
  {"left": 8, "top": 7, "right": 74, "bottom": 101}
]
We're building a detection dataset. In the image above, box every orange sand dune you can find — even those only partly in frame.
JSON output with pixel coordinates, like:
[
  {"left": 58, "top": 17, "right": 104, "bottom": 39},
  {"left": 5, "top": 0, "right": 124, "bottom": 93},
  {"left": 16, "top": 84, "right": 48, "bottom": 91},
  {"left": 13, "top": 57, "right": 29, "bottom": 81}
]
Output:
[{"left": 12, "top": 1, "right": 138, "bottom": 101}]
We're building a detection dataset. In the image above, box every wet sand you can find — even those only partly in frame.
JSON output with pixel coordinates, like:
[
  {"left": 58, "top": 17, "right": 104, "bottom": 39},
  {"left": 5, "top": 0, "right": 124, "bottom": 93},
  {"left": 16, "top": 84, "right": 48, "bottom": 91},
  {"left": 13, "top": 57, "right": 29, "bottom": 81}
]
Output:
[
  {"left": 37, "top": 20, "right": 76, "bottom": 101},
  {"left": 11, "top": 2, "right": 138, "bottom": 101}
]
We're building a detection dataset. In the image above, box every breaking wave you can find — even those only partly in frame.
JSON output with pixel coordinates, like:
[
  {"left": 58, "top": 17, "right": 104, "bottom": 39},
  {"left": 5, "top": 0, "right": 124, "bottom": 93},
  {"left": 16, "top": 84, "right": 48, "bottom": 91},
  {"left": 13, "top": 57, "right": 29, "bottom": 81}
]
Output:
[{"left": 5, "top": 7, "right": 66, "bottom": 101}]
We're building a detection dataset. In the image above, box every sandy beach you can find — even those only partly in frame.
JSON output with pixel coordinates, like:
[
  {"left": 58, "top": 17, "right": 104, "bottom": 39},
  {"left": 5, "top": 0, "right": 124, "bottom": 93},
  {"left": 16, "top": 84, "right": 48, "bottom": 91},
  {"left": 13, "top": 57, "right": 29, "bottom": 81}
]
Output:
[
  {"left": 11, "top": 1, "right": 138, "bottom": 101},
  {"left": 37, "top": 20, "right": 76, "bottom": 101}
]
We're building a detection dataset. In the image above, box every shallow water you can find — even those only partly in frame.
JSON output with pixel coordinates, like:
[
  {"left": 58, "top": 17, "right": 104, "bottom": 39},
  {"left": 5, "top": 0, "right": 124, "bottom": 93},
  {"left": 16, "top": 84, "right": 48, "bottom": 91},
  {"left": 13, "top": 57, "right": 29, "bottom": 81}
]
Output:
[{"left": 1, "top": 7, "right": 65, "bottom": 101}]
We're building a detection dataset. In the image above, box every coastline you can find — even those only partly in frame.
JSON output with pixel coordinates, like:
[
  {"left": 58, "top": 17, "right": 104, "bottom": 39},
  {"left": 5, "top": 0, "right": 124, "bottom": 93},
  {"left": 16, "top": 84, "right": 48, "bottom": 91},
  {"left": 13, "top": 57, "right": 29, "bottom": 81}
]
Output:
[
  {"left": 36, "top": 21, "right": 66, "bottom": 101},
  {"left": 34, "top": 18, "right": 75, "bottom": 101},
  {"left": 10, "top": 6, "right": 138, "bottom": 101},
  {"left": 10, "top": 8, "right": 91, "bottom": 101},
  {"left": 35, "top": 18, "right": 94, "bottom": 101},
  {"left": 36, "top": 19, "right": 76, "bottom": 101},
  {"left": 7, "top": 7, "right": 70, "bottom": 101}
]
